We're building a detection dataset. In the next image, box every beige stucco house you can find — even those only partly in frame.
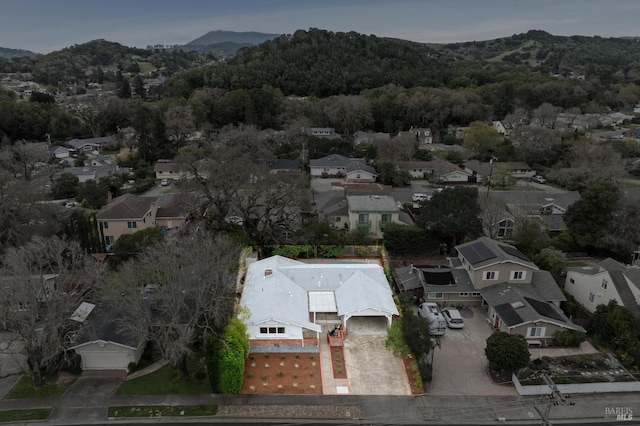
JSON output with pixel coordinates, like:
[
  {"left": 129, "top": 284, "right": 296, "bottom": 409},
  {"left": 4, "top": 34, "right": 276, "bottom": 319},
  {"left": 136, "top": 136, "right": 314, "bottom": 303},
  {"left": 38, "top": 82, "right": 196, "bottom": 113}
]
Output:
[{"left": 96, "top": 193, "right": 187, "bottom": 247}]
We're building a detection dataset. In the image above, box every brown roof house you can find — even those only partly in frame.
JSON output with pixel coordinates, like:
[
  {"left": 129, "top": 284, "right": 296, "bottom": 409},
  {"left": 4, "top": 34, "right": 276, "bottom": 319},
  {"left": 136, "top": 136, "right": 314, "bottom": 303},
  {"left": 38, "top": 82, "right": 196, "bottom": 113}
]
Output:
[{"left": 96, "top": 193, "right": 187, "bottom": 248}]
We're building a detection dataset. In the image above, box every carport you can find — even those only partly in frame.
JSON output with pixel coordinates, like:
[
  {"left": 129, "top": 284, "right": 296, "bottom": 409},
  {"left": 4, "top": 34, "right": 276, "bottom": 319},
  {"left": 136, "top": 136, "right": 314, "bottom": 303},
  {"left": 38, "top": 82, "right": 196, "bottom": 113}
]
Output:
[{"left": 344, "top": 315, "right": 389, "bottom": 334}]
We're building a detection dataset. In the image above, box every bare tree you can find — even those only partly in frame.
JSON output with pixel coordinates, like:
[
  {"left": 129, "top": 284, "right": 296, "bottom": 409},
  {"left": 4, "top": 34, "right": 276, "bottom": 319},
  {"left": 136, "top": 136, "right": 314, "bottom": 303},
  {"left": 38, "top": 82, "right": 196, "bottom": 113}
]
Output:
[
  {"left": 177, "top": 126, "right": 306, "bottom": 245},
  {"left": 548, "top": 142, "right": 625, "bottom": 190},
  {"left": 0, "top": 237, "right": 105, "bottom": 387},
  {"left": 165, "top": 105, "right": 196, "bottom": 149},
  {"left": 113, "top": 231, "right": 242, "bottom": 379},
  {"left": 532, "top": 102, "right": 561, "bottom": 129},
  {"left": 510, "top": 126, "right": 562, "bottom": 166},
  {"left": 479, "top": 196, "right": 508, "bottom": 239}
]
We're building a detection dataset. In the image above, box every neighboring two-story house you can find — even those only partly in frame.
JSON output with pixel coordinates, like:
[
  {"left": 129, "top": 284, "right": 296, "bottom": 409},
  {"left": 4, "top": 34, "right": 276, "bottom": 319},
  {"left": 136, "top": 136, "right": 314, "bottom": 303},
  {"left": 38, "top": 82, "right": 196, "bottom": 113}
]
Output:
[
  {"left": 395, "top": 237, "right": 583, "bottom": 345},
  {"left": 96, "top": 193, "right": 187, "bottom": 247},
  {"left": 564, "top": 258, "right": 640, "bottom": 320},
  {"left": 347, "top": 195, "right": 401, "bottom": 239}
]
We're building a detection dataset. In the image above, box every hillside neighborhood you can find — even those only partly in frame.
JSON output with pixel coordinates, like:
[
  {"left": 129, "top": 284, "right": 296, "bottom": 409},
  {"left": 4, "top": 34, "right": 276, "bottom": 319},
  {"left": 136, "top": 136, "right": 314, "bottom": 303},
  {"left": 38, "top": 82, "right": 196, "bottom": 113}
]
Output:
[{"left": 2, "top": 26, "right": 640, "bottom": 424}]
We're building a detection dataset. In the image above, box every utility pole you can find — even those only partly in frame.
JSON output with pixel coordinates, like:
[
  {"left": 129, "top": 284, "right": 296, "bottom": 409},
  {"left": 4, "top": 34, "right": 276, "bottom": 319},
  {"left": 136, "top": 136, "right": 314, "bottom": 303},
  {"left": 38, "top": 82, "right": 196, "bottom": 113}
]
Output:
[{"left": 532, "top": 371, "right": 575, "bottom": 426}]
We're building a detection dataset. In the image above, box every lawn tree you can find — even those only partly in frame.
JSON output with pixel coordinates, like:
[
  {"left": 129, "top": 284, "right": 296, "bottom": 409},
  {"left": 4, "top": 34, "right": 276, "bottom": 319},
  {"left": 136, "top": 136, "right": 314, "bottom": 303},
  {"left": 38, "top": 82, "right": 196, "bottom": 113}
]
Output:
[
  {"left": 462, "top": 121, "right": 503, "bottom": 160},
  {"left": 0, "top": 236, "right": 105, "bottom": 387},
  {"left": 485, "top": 331, "right": 530, "bottom": 374},
  {"left": 114, "top": 231, "right": 242, "bottom": 379},
  {"left": 417, "top": 187, "right": 483, "bottom": 252},
  {"left": 562, "top": 181, "right": 619, "bottom": 252}
]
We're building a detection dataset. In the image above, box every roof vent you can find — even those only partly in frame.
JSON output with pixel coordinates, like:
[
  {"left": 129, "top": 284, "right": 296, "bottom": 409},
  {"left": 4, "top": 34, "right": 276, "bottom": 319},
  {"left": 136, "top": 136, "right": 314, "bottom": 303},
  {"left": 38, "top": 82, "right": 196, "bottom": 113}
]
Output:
[{"left": 264, "top": 268, "right": 273, "bottom": 278}]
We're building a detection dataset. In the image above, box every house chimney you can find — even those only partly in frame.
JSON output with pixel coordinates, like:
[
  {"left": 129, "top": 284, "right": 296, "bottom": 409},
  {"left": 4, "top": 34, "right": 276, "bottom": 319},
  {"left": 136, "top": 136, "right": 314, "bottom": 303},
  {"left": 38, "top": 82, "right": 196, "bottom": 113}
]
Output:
[{"left": 264, "top": 268, "right": 273, "bottom": 278}]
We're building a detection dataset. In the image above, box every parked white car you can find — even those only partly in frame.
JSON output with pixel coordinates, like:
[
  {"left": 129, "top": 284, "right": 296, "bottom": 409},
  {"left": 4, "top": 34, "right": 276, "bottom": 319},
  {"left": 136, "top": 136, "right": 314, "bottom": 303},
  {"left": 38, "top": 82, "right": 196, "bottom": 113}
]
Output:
[
  {"left": 442, "top": 307, "right": 464, "bottom": 329},
  {"left": 412, "top": 193, "right": 431, "bottom": 202},
  {"left": 531, "top": 175, "right": 547, "bottom": 184},
  {"left": 160, "top": 179, "right": 170, "bottom": 186}
]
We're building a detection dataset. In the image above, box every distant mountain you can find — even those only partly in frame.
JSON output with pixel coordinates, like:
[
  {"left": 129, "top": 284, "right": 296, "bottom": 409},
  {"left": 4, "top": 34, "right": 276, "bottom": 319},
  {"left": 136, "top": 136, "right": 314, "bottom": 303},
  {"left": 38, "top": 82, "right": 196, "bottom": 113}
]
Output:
[
  {"left": 0, "top": 46, "right": 38, "bottom": 59},
  {"left": 186, "top": 30, "right": 280, "bottom": 47}
]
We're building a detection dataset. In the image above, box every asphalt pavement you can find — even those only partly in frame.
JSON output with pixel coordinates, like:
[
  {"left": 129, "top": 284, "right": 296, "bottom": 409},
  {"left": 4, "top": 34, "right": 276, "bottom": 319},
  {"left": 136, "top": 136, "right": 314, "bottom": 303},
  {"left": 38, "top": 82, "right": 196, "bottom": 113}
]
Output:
[{"left": 2, "top": 373, "right": 640, "bottom": 425}]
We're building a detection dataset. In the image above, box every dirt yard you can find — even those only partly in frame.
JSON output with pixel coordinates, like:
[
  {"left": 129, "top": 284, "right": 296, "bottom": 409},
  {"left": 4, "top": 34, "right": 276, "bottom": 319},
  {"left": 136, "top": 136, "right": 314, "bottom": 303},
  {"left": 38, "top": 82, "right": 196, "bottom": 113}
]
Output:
[{"left": 241, "top": 353, "right": 323, "bottom": 394}]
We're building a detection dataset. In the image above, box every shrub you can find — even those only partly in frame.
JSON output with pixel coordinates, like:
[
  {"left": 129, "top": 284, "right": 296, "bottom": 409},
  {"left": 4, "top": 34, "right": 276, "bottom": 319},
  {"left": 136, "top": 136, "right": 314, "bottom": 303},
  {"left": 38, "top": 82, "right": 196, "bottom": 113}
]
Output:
[
  {"left": 552, "top": 330, "right": 586, "bottom": 347},
  {"left": 485, "top": 331, "right": 530, "bottom": 373},
  {"left": 127, "top": 362, "right": 138, "bottom": 373}
]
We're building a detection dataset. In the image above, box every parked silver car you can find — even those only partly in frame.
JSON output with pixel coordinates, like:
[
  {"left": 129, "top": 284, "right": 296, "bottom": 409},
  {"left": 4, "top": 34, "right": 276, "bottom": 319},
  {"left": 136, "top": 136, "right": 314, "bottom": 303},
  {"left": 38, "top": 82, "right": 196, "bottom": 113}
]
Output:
[{"left": 442, "top": 307, "right": 464, "bottom": 329}]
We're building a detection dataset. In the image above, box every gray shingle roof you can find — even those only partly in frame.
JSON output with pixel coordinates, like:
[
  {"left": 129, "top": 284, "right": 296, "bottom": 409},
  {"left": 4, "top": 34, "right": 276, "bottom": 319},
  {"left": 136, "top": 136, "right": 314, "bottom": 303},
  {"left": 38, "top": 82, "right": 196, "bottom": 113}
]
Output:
[
  {"left": 455, "top": 237, "right": 538, "bottom": 269},
  {"left": 481, "top": 282, "right": 583, "bottom": 331},
  {"left": 310, "top": 154, "right": 366, "bottom": 168},
  {"left": 347, "top": 195, "right": 398, "bottom": 212},
  {"left": 70, "top": 296, "right": 142, "bottom": 349},
  {"left": 96, "top": 194, "right": 155, "bottom": 220},
  {"left": 67, "top": 136, "right": 113, "bottom": 149}
]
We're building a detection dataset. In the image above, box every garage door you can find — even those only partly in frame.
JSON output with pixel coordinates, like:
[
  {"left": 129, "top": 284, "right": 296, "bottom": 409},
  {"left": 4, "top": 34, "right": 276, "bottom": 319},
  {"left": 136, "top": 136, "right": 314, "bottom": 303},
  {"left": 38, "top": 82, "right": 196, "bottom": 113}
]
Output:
[{"left": 82, "top": 351, "right": 130, "bottom": 370}]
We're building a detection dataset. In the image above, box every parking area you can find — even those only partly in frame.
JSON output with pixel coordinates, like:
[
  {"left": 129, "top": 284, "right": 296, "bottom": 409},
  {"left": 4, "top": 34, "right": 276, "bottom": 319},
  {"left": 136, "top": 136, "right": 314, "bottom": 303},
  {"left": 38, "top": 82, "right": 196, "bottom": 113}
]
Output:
[{"left": 428, "top": 307, "right": 517, "bottom": 396}]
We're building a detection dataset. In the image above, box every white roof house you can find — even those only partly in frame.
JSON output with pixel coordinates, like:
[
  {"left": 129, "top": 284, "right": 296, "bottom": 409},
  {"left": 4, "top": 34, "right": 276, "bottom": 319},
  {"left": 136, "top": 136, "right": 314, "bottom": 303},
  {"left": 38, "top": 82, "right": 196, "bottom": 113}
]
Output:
[{"left": 240, "top": 256, "right": 398, "bottom": 346}]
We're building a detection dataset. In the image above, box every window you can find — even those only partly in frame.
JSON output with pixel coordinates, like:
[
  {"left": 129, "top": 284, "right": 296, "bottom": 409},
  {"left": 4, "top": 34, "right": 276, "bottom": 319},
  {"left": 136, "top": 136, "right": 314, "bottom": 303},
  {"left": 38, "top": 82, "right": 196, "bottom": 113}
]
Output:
[
  {"left": 335, "top": 216, "right": 341, "bottom": 222},
  {"left": 100, "top": 221, "right": 109, "bottom": 229},
  {"left": 471, "top": 292, "right": 481, "bottom": 297},
  {"left": 259, "top": 327, "right": 285, "bottom": 335},
  {"left": 356, "top": 174, "right": 361, "bottom": 179},
  {"left": 358, "top": 213, "right": 369, "bottom": 222},
  {"left": 601, "top": 279, "right": 608, "bottom": 290},
  {"left": 511, "top": 271, "right": 526, "bottom": 280},
  {"left": 528, "top": 327, "right": 545, "bottom": 337},
  {"left": 381, "top": 213, "right": 392, "bottom": 222},
  {"left": 127, "top": 221, "right": 137, "bottom": 229},
  {"left": 483, "top": 271, "right": 498, "bottom": 280},
  {"left": 588, "top": 293, "right": 595, "bottom": 304},
  {"left": 104, "top": 236, "right": 115, "bottom": 246},
  {"left": 459, "top": 292, "right": 469, "bottom": 297},
  {"left": 428, "top": 292, "right": 443, "bottom": 299}
]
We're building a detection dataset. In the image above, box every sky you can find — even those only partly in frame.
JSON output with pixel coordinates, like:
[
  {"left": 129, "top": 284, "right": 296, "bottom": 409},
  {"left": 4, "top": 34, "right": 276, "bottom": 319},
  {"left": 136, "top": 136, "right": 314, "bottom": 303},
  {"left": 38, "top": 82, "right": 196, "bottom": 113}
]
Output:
[{"left": 1, "top": 0, "right": 639, "bottom": 54}]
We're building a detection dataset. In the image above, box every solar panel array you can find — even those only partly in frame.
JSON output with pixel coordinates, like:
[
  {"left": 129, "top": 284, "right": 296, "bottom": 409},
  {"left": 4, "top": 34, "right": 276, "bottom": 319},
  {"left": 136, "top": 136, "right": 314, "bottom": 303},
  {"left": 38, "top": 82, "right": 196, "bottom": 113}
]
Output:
[
  {"left": 494, "top": 303, "right": 524, "bottom": 326},
  {"left": 499, "top": 244, "right": 531, "bottom": 262},
  {"left": 524, "top": 297, "right": 565, "bottom": 322},
  {"left": 458, "top": 241, "right": 497, "bottom": 265}
]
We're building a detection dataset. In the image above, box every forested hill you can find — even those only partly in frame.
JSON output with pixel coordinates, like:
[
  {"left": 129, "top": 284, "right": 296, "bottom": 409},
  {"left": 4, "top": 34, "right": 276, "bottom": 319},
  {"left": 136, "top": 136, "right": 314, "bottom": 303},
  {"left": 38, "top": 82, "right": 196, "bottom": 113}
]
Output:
[
  {"left": 0, "top": 46, "right": 38, "bottom": 59},
  {"left": 431, "top": 30, "right": 640, "bottom": 72},
  {"left": 174, "top": 28, "right": 460, "bottom": 97},
  {"left": 165, "top": 28, "right": 640, "bottom": 99},
  {"left": 0, "top": 39, "right": 215, "bottom": 85}
]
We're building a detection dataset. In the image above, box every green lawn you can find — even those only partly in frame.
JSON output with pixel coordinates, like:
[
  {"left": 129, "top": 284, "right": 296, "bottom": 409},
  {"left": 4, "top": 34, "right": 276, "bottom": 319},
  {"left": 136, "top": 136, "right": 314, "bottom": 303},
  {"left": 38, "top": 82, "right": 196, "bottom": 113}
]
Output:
[
  {"left": 4, "top": 375, "right": 76, "bottom": 399},
  {"left": 116, "top": 360, "right": 210, "bottom": 395},
  {"left": 0, "top": 409, "right": 51, "bottom": 422},
  {"left": 108, "top": 405, "right": 217, "bottom": 418}
]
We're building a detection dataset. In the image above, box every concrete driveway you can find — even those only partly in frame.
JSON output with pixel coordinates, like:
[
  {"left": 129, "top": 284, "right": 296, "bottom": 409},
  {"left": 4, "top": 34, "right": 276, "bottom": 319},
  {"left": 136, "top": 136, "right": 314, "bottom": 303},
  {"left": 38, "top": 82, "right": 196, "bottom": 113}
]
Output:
[
  {"left": 428, "top": 307, "right": 517, "bottom": 396},
  {"left": 343, "top": 317, "right": 411, "bottom": 396}
]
